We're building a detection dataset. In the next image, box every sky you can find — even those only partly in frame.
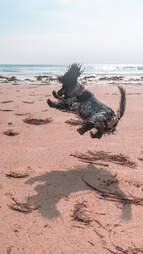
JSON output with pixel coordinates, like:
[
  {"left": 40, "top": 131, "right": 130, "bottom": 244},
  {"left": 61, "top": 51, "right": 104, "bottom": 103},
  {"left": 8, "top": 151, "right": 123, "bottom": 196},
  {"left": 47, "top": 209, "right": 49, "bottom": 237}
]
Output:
[{"left": 0, "top": 0, "right": 143, "bottom": 64}]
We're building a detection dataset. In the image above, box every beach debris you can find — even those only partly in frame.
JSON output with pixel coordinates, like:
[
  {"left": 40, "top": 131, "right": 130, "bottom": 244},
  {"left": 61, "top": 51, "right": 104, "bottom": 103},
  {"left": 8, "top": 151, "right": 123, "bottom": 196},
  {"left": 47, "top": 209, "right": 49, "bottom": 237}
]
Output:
[
  {"left": 71, "top": 151, "right": 136, "bottom": 168},
  {"left": 0, "top": 75, "right": 5, "bottom": 79},
  {"left": 99, "top": 76, "right": 123, "bottom": 81},
  {"left": 103, "top": 177, "right": 119, "bottom": 186},
  {"left": 1, "top": 100, "right": 13, "bottom": 104},
  {"left": 105, "top": 246, "right": 143, "bottom": 254},
  {"left": 88, "top": 241, "right": 95, "bottom": 246},
  {"left": 0, "top": 109, "right": 13, "bottom": 112},
  {"left": 22, "top": 101, "right": 34, "bottom": 104},
  {"left": 71, "top": 152, "right": 109, "bottom": 167},
  {"left": 116, "top": 246, "right": 143, "bottom": 254},
  {"left": 6, "top": 171, "right": 29, "bottom": 178},
  {"left": 80, "top": 75, "right": 96, "bottom": 83},
  {"left": 15, "top": 113, "right": 29, "bottom": 116},
  {"left": 138, "top": 157, "right": 143, "bottom": 161},
  {"left": 35, "top": 75, "right": 57, "bottom": 82},
  {"left": 41, "top": 109, "right": 49, "bottom": 112},
  {"left": 3, "top": 130, "right": 19, "bottom": 136},
  {"left": 65, "top": 119, "right": 82, "bottom": 126},
  {"left": 36, "top": 75, "right": 50, "bottom": 81},
  {"left": 104, "top": 247, "right": 118, "bottom": 254},
  {"left": 12, "top": 82, "right": 20, "bottom": 86},
  {"left": 24, "top": 78, "right": 33, "bottom": 82},
  {"left": 0, "top": 75, "right": 17, "bottom": 82},
  {"left": 7, "top": 76, "right": 17, "bottom": 81},
  {"left": 81, "top": 177, "right": 143, "bottom": 206},
  {"left": 9, "top": 197, "right": 39, "bottom": 213},
  {"left": 8, "top": 122, "right": 13, "bottom": 125},
  {"left": 71, "top": 201, "right": 92, "bottom": 224},
  {"left": 23, "top": 117, "right": 52, "bottom": 125}
]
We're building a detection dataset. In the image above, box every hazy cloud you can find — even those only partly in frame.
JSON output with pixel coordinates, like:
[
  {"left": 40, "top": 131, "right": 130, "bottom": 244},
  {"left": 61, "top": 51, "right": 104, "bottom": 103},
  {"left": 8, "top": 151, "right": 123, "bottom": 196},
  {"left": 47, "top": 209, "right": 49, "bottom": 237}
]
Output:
[{"left": 0, "top": 0, "right": 143, "bottom": 63}]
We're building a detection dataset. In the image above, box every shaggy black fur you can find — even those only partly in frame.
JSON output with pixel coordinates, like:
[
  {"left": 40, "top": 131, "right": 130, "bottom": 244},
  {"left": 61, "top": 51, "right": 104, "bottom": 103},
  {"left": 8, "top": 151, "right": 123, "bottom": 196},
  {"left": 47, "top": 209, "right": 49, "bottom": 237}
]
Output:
[
  {"left": 47, "top": 64, "right": 126, "bottom": 139},
  {"left": 47, "top": 64, "right": 84, "bottom": 111}
]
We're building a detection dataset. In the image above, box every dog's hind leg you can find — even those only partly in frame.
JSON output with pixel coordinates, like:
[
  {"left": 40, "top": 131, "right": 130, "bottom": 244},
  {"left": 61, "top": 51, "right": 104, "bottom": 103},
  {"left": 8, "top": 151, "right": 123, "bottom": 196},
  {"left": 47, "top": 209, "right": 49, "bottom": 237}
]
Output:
[
  {"left": 90, "top": 130, "right": 103, "bottom": 139},
  {"left": 77, "top": 121, "right": 94, "bottom": 135},
  {"left": 90, "top": 122, "right": 105, "bottom": 139}
]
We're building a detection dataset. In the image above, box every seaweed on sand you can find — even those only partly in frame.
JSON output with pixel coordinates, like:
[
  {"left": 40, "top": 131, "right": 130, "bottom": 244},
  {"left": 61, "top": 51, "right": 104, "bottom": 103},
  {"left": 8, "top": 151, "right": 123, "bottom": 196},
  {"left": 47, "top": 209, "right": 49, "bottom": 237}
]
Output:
[
  {"left": 6, "top": 171, "right": 29, "bottom": 178},
  {"left": 71, "top": 151, "right": 136, "bottom": 168},
  {"left": 72, "top": 201, "right": 92, "bottom": 224},
  {"left": 3, "top": 130, "right": 19, "bottom": 136},
  {"left": 82, "top": 177, "right": 143, "bottom": 206},
  {"left": 9, "top": 197, "right": 39, "bottom": 213},
  {"left": 105, "top": 246, "right": 143, "bottom": 254}
]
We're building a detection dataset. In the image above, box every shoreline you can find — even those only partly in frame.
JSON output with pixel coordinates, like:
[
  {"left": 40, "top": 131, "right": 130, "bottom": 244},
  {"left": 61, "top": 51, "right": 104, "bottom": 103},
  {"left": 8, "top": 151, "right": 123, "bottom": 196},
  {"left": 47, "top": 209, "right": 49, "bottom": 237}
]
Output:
[
  {"left": 1, "top": 75, "right": 143, "bottom": 87},
  {"left": 1, "top": 63, "right": 143, "bottom": 85}
]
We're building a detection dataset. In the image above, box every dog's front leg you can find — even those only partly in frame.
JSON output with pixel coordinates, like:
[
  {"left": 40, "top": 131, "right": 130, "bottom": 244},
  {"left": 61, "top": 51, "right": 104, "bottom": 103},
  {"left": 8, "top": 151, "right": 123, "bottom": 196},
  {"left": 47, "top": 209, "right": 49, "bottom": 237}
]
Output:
[
  {"left": 47, "top": 98, "right": 69, "bottom": 110},
  {"left": 77, "top": 121, "right": 94, "bottom": 135}
]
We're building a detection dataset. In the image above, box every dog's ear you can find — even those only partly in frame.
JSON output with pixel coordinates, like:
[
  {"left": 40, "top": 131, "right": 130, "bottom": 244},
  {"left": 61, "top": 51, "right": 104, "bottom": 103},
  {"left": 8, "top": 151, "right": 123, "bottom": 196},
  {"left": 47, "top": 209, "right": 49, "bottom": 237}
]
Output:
[
  {"left": 68, "top": 63, "right": 83, "bottom": 79},
  {"left": 57, "top": 63, "right": 83, "bottom": 84}
]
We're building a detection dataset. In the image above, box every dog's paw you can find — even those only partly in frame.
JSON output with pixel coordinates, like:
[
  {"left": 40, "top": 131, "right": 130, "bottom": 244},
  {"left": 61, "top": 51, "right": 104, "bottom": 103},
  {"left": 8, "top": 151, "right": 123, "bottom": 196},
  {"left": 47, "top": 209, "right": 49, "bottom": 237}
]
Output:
[
  {"left": 52, "top": 90, "right": 60, "bottom": 99},
  {"left": 90, "top": 131, "right": 96, "bottom": 138},
  {"left": 77, "top": 127, "right": 85, "bottom": 135},
  {"left": 90, "top": 131, "right": 103, "bottom": 139},
  {"left": 47, "top": 99, "right": 55, "bottom": 108}
]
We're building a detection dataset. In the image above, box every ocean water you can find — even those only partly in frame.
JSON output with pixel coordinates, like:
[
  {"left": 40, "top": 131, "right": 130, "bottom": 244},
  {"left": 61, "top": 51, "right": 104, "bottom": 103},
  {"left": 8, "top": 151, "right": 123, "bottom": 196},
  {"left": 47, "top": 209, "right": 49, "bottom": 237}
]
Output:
[
  {"left": 0, "top": 64, "right": 67, "bottom": 80},
  {"left": 0, "top": 64, "right": 143, "bottom": 83}
]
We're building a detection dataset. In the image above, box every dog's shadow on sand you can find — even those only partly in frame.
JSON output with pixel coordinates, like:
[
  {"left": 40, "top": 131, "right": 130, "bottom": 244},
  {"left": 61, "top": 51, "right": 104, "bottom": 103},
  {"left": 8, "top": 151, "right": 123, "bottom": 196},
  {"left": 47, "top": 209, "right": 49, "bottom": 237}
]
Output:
[{"left": 25, "top": 164, "right": 131, "bottom": 221}]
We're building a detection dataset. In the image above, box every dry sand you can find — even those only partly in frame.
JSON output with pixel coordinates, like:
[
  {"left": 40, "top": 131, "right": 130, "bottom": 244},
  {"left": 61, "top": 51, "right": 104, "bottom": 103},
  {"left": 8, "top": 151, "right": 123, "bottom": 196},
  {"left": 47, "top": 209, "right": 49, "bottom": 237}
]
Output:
[{"left": 0, "top": 81, "right": 143, "bottom": 254}]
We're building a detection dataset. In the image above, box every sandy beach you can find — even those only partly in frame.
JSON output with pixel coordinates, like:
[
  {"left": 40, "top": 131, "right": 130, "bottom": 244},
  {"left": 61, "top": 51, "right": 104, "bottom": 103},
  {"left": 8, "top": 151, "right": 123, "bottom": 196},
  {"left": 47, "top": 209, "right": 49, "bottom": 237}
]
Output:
[{"left": 0, "top": 81, "right": 143, "bottom": 254}]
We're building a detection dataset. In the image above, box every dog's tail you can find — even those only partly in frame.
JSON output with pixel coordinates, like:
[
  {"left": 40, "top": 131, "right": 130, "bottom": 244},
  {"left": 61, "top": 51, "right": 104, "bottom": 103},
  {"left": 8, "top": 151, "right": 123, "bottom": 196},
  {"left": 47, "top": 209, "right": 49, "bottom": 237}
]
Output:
[
  {"left": 117, "top": 85, "right": 126, "bottom": 119},
  {"left": 107, "top": 86, "right": 126, "bottom": 132}
]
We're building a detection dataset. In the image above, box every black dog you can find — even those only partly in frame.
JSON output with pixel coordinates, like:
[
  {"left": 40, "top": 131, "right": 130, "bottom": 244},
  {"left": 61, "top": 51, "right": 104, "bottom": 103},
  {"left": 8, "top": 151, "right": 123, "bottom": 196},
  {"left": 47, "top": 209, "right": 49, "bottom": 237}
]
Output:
[{"left": 47, "top": 64, "right": 126, "bottom": 139}]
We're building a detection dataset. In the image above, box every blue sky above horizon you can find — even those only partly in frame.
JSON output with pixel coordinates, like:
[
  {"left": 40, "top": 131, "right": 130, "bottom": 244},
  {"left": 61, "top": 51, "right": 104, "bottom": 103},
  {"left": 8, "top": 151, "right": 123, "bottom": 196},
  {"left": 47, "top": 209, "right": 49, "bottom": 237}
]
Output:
[{"left": 0, "top": 0, "right": 143, "bottom": 64}]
